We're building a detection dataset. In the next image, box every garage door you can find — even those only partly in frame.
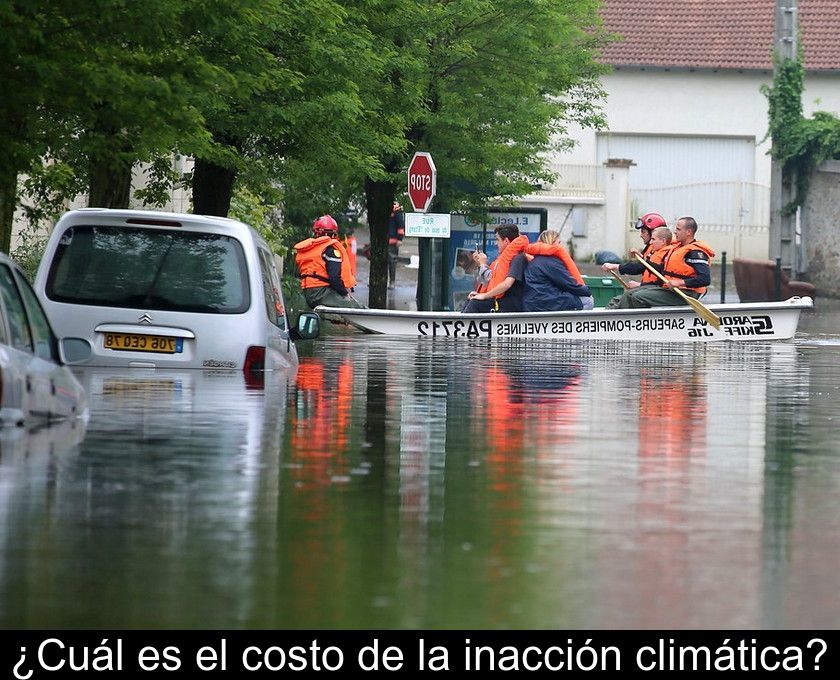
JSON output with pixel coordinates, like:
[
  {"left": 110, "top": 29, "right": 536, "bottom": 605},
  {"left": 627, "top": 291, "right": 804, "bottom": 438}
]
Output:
[{"left": 596, "top": 133, "right": 755, "bottom": 188}]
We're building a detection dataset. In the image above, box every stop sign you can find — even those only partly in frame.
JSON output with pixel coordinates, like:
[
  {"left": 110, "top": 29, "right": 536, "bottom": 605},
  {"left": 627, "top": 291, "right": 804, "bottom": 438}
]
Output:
[{"left": 407, "top": 152, "right": 436, "bottom": 213}]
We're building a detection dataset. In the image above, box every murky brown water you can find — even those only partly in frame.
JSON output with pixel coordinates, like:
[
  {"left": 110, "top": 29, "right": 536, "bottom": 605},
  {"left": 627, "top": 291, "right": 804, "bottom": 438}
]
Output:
[{"left": 1, "top": 303, "right": 838, "bottom": 629}]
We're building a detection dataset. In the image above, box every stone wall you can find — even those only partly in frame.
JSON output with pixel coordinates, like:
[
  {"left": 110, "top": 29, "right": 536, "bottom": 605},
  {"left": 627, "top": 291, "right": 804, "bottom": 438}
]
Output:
[{"left": 803, "top": 161, "right": 840, "bottom": 298}]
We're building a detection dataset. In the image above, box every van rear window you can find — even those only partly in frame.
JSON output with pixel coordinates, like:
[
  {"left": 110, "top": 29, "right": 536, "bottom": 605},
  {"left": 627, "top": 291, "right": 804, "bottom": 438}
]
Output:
[{"left": 45, "top": 226, "right": 250, "bottom": 314}]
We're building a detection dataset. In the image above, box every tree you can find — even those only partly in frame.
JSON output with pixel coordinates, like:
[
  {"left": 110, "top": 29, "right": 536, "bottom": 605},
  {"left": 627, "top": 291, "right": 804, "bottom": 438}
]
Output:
[
  {"left": 0, "top": 0, "right": 86, "bottom": 250},
  {"left": 304, "top": 0, "right": 611, "bottom": 307},
  {"left": 0, "top": 0, "right": 227, "bottom": 250},
  {"left": 763, "top": 51, "right": 840, "bottom": 214},
  {"left": 281, "top": 0, "right": 429, "bottom": 304},
  {"left": 189, "top": 0, "right": 390, "bottom": 219}
]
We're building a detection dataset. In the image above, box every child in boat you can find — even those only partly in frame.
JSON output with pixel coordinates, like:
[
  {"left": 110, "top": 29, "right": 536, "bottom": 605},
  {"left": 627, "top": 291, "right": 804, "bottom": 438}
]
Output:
[{"left": 603, "top": 226, "right": 673, "bottom": 308}]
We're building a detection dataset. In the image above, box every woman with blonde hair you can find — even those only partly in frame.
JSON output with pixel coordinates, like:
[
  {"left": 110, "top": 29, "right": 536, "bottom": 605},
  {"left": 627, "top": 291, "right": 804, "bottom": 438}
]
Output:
[{"left": 522, "top": 230, "right": 594, "bottom": 311}]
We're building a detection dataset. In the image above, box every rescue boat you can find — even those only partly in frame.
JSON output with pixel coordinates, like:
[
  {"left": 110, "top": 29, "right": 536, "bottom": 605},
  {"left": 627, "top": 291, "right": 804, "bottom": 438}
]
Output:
[{"left": 315, "top": 297, "right": 812, "bottom": 343}]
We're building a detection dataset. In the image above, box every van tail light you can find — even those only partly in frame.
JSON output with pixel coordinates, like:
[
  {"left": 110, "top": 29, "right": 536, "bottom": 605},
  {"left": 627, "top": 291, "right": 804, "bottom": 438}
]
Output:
[{"left": 244, "top": 345, "right": 266, "bottom": 373}]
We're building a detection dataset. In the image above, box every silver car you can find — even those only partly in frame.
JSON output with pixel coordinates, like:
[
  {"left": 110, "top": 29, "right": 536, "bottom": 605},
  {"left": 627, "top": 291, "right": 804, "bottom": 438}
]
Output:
[
  {"left": 35, "top": 209, "right": 319, "bottom": 371},
  {"left": 0, "top": 252, "right": 87, "bottom": 425}
]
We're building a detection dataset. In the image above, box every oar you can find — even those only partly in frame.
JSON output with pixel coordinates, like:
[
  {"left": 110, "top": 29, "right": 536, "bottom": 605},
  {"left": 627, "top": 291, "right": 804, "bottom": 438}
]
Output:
[
  {"left": 633, "top": 253, "right": 721, "bottom": 330},
  {"left": 605, "top": 268, "right": 629, "bottom": 289}
]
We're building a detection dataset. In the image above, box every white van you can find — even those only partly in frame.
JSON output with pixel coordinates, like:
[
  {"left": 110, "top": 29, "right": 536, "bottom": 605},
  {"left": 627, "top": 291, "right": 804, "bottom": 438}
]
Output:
[{"left": 34, "top": 209, "right": 319, "bottom": 370}]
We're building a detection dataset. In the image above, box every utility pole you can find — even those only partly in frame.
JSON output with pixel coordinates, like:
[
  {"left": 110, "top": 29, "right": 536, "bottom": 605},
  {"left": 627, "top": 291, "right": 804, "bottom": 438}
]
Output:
[{"left": 769, "top": 0, "right": 799, "bottom": 274}]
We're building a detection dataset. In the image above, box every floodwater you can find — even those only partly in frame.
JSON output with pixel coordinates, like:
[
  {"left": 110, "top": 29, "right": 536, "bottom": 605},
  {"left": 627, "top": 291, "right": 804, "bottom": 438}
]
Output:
[{"left": 1, "top": 302, "right": 840, "bottom": 630}]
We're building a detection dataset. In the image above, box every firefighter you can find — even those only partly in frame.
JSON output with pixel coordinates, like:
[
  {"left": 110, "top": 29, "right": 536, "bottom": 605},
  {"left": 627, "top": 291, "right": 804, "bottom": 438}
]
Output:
[
  {"left": 601, "top": 212, "right": 669, "bottom": 307},
  {"left": 387, "top": 202, "right": 405, "bottom": 290},
  {"left": 294, "top": 215, "right": 365, "bottom": 309},
  {"left": 634, "top": 212, "right": 667, "bottom": 258},
  {"left": 342, "top": 225, "right": 358, "bottom": 278}
]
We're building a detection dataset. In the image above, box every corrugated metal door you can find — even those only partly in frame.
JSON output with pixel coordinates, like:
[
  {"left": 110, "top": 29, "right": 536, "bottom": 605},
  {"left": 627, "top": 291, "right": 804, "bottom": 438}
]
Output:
[{"left": 596, "top": 133, "right": 755, "bottom": 188}]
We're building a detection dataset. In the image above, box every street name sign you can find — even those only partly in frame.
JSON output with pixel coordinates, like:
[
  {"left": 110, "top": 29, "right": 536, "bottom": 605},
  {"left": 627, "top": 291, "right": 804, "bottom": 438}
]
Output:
[{"left": 405, "top": 212, "right": 451, "bottom": 238}]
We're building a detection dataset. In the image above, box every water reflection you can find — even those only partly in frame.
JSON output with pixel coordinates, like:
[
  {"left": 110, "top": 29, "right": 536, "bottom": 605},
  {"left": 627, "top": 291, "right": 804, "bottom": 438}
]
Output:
[
  {"left": 280, "top": 338, "right": 837, "bottom": 629},
  {"left": 289, "top": 356, "right": 355, "bottom": 487},
  {"left": 0, "top": 369, "right": 292, "bottom": 628},
  {"left": 2, "top": 328, "right": 840, "bottom": 629}
]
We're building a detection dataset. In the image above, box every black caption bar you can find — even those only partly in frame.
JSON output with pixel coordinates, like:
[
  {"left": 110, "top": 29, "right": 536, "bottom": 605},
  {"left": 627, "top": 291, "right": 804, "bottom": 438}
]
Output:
[{"left": 2, "top": 631, "right": 835, "bottom": 676}]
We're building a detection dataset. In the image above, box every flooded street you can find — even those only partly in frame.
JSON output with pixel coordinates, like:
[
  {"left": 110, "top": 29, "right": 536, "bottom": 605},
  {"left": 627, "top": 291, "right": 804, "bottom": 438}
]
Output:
[{"left": 2, "top": 303, "right": 840, "bottom": 629}]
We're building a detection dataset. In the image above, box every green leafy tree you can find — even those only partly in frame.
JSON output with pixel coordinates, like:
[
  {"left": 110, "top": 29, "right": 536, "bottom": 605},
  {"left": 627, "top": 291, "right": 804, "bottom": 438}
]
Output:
[
  {"left": 301, "top": 0, "right": 611, "bottom": 307},
  {"left": 763, "top": 51, "right": 840, "bottom": 214},
  {"left": 189, "top": 0, "right": 388, "bottom": 220},
  {"left": 279, "top": 0, "right": 429, "bottom": 299},
  {"left": 45, "top": 0, "right": 238, "bottom": 211},
  {"left": 0, "top": 0, "right": 85, "bottom": 250},
  {"left": 0, "top": 0, "right": 227, "bottom": 250}
]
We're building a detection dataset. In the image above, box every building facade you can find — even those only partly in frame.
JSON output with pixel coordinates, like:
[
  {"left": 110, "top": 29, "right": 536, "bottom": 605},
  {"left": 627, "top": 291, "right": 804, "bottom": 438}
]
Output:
[{"left": 521, "top": 0, "right": 840, "bottom": 263}]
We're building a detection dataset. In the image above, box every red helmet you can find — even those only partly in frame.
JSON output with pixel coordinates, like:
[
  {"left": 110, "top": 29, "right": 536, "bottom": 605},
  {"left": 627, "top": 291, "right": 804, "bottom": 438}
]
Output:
[
  {"left": 313, "top": 214, "right": 338, "bottom": 236},
  {"left": 635, "top": 212, "right": 667, "bottom": 231}
]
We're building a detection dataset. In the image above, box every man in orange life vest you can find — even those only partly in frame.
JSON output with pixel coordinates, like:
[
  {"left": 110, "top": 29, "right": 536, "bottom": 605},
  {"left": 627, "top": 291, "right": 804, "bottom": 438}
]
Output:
[
  {"left": 617, "top": 216, "right": 715, "bottom": 308},
  {"left": 462, "top": 225, "right": 529, "bottom": 313},
  {"left": 294, "top": 215, "right": 366, "bottom": 309}
]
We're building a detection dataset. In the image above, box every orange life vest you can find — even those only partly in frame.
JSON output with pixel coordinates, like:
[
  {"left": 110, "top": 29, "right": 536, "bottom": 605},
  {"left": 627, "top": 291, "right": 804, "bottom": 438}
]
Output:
[
  {"left": 663, "top": 240, "right": 715, "bottom": 294},
  {"left": 343, "top": 235, "right": 357, "bottom": 277},
  {"left": 523, "top": 241, "right": 585, "bottom": 285},
  {"left": 294, "top": 236, "right": 357, "bottom": 290},
  {"left": 640, "top": 244, "right": 672, "bottom": 286},
  {"left": 482, "top": 235, "right": 529, "bottom": 298},
  {"left": 388, "top": 208, "right": 405, "bottom": 245}
]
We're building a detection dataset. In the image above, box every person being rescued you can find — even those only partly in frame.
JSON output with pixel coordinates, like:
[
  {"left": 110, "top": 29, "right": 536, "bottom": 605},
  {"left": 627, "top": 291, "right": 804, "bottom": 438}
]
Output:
[
  {"left": 522, "top": 230, "right": 593, "bottom": 311},
  {"left": 462, "top": 225, "right": 529, "bottom": 313},
  {"left": 604, "top": 217, "right": 714, "bottom": 309},
  {"left": 294, "top": 214, "right": 366, "bottom": 310},
  {"left": 602, "top": 225, "right": 673, "bottom": 308}
]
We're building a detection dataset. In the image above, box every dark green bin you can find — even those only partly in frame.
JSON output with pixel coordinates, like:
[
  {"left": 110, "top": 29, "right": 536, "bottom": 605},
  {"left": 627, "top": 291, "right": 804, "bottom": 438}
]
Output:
[{"left": 582, "top": 275, "right": 623, "bottom": 307}]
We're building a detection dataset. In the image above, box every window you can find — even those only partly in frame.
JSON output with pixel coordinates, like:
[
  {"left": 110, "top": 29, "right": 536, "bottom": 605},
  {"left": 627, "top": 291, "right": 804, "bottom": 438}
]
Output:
[
  {"left": 257, "top": 248, "right": 286, "bottom": 330},
  {"left": 0, "top": 265, "right": 33, "bottom": 353},
  {"left": 16, "top": 272, "right": 59, "bottom": 362},
  {"left": 46, "top": 226, "right": 250, "bottom": 314}
]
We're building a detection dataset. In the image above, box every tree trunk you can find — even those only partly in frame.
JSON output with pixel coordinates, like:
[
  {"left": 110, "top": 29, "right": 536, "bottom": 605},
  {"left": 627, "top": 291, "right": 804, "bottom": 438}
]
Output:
[
  {"left": 192, "top": 158, "right": 236, "bottom": 216},
  {"left": 364, "top": 177, "right": 396, "bottom": 308},
  {"left": 88, "top": 155, "right": 133, "bottom": 208},
  {"left": 0, "top": 168, "right": 17, "bottom": 254}
]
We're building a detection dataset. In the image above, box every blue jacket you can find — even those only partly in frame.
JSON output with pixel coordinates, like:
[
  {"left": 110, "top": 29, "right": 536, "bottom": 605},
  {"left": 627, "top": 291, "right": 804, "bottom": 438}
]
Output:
[{"left": 524, "top": 256, "right": 591, "bottom": 312}]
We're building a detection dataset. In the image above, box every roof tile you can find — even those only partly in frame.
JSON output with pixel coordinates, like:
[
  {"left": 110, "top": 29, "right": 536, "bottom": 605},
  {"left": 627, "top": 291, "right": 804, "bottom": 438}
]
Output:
[{"left": 599, "top": 0, "right": 840, "bottom": 71}]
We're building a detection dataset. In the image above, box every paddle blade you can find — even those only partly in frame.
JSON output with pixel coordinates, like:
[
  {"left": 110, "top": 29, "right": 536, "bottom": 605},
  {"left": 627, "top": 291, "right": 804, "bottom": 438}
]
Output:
[{"left": 632, "top": 252, "right": 721, "bottom": 330}]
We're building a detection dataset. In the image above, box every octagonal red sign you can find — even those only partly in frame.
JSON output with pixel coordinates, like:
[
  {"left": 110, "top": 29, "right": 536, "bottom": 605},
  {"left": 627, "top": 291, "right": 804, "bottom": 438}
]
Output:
[{"left": 407, "top": 152, "right": 437, "bottom": 213}]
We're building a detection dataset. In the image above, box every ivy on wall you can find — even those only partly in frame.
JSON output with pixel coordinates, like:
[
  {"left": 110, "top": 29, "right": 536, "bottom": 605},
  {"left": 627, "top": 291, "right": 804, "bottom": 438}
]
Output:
[{"left": 762, "top": 52, "right": 840, "bottom": 214}]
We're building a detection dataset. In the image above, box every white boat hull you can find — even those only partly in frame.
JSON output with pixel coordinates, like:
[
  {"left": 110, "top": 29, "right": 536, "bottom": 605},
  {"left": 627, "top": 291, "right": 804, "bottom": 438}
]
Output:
[{"left": 316, "top": 297, "right": 813, "bottom": 343}]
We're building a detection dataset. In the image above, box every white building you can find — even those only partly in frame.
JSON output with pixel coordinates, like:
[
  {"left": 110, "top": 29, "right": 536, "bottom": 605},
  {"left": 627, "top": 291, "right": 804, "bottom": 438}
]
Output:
[{"left": 521, "top": 0, "right": 840, "bottom": 261}]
